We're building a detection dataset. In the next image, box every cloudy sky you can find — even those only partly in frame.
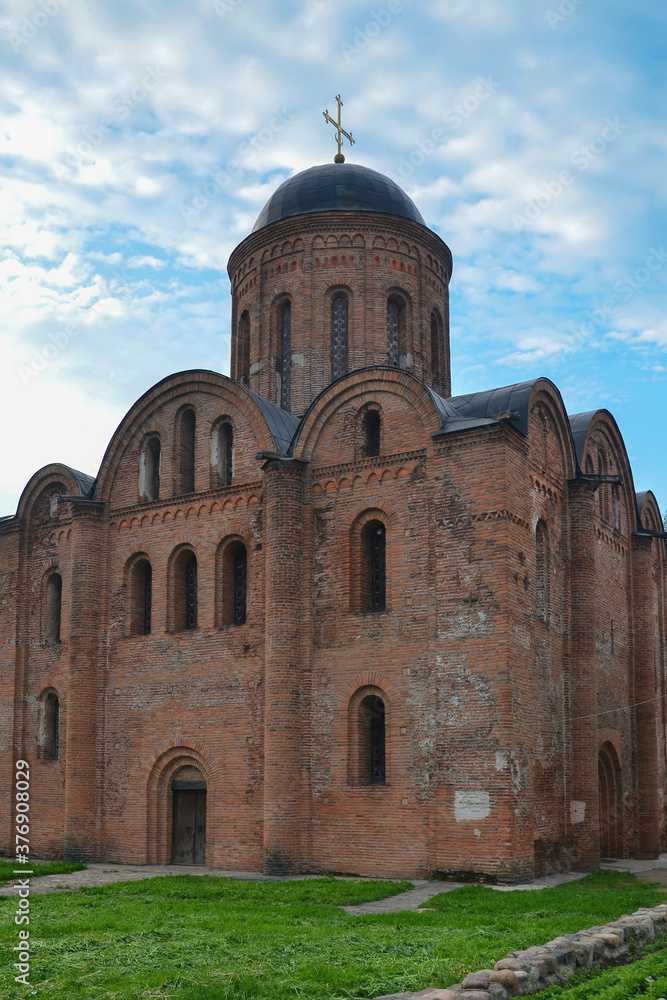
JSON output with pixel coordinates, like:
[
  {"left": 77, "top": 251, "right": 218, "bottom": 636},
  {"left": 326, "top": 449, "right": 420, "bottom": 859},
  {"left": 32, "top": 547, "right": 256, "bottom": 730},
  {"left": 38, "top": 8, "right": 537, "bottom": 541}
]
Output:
[{"left": 1, "top": 0, "right": 666, "bottom": 516}]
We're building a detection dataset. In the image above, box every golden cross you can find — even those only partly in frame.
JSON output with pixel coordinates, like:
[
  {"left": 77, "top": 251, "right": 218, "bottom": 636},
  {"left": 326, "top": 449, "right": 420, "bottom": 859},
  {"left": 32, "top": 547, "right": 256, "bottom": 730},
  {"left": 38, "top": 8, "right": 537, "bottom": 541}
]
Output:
[{"left": 323, "top": 94, "right": 355, "bottom": 162}]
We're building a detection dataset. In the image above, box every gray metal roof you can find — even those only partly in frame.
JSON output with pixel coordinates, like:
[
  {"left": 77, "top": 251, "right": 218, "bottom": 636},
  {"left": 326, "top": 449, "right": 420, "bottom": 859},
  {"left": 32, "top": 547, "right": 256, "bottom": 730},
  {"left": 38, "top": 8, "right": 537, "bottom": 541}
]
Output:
[
  {"left": 253, "top": 162, "right": 426, "bottom": 232},
  {"left": 69, "top": 468, "right": 97, "bottom": 499},
  {"left": 430, "top": 379, "right": 540, "bottom": 437},
  {"left": 568, "top": 411, "right": 598, "bottom": 467},
  {"left": 245, "top": 388, "right": 300, "bottom": 454}
]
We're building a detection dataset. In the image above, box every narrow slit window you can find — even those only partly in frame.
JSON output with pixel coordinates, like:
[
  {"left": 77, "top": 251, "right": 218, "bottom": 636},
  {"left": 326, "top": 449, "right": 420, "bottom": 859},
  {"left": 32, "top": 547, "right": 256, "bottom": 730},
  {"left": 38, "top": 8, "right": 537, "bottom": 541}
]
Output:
[
  {"left": 363, "top": 410, "right": 381, "bottom": 457},
  {"left": 238, "top": 311, "right": 250, "bottom": 384},
  {"left": 430, "top": 309, "right": 442, "bottom": 387},
  {"left": 38, "top": 689, "right": 59, "bottom": 760},
  {"left": 536, "top": 521, "right": 550, "bottom": 624},
  {"left": 129, "top": 559, "right": 152, "bottom": 636},
  {"left": 185, "top": 556, "right": 197, "bottom": 630},
  {"left": 357, "top": 694, "right": 386, "bottom": 785},
  {"left": 360, "top": 521, "right": 386, "bottom": 613},
  {"left": 233, "top": 547, "right": 247, "bottom": 626},
  {"left": 213, "top": 420, "right": 233, "bottom": 487},
  {"left": 387, "top": 299, "right": 400, "bottom": 367},
  {"left": 143, "top": 436, "right": 161, "bottom": 501},
  {"left": 280, "top": 301, "right": 292, "bottom": 411},
  {"left": 331, "top": 294, "right": 348, "bottom": 379},
  {"left": 45, "top": 573, "right": 62, "bottom": 645}
]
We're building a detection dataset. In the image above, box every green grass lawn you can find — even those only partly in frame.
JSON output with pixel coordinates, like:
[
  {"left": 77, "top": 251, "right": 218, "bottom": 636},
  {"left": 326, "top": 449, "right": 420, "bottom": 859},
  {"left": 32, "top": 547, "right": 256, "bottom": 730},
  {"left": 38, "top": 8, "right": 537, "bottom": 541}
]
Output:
[
  {"left": 0, "top": 870, "right": 665, "bottom": 999},
  {"left": 540, "top": 943, "right": 667, "bottom": 999},
  {"left": 0, "top": 859, "right": 86, "bottom": 887}
]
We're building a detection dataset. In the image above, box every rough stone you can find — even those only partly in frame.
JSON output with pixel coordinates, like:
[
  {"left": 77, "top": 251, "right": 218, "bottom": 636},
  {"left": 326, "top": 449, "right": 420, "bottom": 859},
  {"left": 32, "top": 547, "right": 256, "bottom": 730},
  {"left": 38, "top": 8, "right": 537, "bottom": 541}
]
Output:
[
  {"left": 461, "top": 971, "right": 492, "bottom": 990},
  {"left": 418, "top": 991, "right": 462, "bottom": 1000},
  {"left": 592, "top": 932, "right": 621, "bottom": 948},
  {"left": 487, "top": 985, "right": 511, "bottom": 1000},
  {"left": 489, "top": 969, "right": 518, "bottom": 990},
  {"left": 494, "top": 959, "right": 523, "bottom": 972}
]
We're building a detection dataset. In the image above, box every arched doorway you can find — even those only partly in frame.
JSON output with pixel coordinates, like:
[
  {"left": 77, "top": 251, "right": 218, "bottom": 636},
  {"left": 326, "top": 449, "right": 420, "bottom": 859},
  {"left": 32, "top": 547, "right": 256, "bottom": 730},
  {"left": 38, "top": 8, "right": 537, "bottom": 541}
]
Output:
[
  {"left": 598, "top": 743, "right": 622, "bottom": 858},
  {"left": 171, "top": 766, "right": 207, "bottom": 865}
]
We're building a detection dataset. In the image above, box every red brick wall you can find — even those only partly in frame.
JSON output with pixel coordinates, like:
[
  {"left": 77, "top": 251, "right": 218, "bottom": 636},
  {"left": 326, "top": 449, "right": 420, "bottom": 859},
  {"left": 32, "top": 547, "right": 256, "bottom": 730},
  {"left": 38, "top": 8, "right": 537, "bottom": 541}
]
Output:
[
  {"left": 227, "top": 211, "right": 452, "bottom": 414},
  {"left": 1, "top": 314, "right": 666, "bottom": 881}
]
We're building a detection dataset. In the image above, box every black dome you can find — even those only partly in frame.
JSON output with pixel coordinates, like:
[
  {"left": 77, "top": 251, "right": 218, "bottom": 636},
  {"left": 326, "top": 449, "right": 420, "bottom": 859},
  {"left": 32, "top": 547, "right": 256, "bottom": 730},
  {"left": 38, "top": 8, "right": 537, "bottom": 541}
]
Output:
[{"left": 253, "top": 162, "right": 425, "bottom": 232}]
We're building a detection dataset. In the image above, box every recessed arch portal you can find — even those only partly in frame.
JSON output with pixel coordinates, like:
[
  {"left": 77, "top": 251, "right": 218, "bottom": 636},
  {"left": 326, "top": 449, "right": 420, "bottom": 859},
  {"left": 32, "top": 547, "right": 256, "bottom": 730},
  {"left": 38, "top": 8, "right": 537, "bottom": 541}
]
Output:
[{"left": 598, "top": 742, "right": 622, "bottom": 859}]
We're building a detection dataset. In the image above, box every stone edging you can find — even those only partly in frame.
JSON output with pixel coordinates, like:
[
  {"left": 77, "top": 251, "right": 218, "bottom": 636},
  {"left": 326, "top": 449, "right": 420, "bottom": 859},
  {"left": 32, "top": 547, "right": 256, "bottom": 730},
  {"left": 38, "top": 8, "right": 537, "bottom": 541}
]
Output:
[{"left": 373, "top": 902, "right": 667, "bottom": 999}]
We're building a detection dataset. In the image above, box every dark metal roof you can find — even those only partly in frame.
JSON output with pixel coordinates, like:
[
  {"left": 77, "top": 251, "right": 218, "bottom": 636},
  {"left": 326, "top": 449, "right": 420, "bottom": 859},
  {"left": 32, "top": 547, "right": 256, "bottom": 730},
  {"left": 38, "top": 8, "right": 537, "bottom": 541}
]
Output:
[
  {"left": 69, "top": 468, "right": 97, "bottom": 499},
  {"left": 568, "top": 411, "right": 598, "bottom": 467},
  {"left": 636, "top": 491, "right": 648, "bottom": 517},
  {"left": 245, "top": 389, "right": 300, "bottom": 454},
  {"left": 431, "top": 379, "right": 539, "bottom": 437},
  {"left": 253, "top": 162, "right": 426, "bottom": 232}
]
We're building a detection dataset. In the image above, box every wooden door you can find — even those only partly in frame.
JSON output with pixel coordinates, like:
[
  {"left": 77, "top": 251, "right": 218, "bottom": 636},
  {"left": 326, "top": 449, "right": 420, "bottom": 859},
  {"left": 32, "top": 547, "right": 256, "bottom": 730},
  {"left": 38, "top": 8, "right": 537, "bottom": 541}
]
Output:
[{"left": 172, "top": 789, "right": 206, "bottom": 865}]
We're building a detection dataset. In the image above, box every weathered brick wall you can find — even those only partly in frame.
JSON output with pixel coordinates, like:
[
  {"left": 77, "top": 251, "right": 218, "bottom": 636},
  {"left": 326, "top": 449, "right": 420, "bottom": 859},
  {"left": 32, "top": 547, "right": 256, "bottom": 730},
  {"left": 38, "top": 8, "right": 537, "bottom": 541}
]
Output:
[
  {"left": 2, "top": 196, "right": 666, "bottom": 881},
  {"left": 0, "top": 525, "right": 19, "bottom": 857},
  {"left": 227, "top": 211, "right": 452, "bottom": 414}
]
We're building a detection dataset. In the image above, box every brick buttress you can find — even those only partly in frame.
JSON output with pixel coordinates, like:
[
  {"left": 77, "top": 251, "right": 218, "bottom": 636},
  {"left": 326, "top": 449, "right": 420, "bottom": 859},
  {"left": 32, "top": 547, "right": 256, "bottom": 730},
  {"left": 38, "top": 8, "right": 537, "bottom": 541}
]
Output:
[
  {"left": 64, "top": 501, "right": 104, "bottom": 860},
  {"left": 262, "top": 457, "right": 307, "bottom": 874},
  {"left": 568, "top": 478, "right": 599, "bottom": 867}
]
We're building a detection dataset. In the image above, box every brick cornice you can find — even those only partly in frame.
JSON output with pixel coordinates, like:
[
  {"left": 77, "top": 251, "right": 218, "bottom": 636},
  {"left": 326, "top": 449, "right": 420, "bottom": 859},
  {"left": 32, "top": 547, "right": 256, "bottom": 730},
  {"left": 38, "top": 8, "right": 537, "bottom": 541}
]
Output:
[{"left": 227, "top": 210, "right": 452, "bottom": 277}]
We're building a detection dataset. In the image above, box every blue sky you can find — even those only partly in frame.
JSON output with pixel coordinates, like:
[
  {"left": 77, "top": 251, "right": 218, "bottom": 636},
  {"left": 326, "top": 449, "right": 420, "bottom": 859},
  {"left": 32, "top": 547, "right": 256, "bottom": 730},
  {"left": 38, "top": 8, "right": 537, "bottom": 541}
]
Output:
[{"left": 1, "top": 0, "right": 666, "bottom": 516}]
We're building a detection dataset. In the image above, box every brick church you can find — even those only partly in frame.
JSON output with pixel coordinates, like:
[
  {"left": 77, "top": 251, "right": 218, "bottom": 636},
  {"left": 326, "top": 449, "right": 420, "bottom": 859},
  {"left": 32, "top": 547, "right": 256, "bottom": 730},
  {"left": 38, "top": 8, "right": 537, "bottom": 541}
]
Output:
[{"left": 1, "top": 156, "right": 666, "bottom": 881}]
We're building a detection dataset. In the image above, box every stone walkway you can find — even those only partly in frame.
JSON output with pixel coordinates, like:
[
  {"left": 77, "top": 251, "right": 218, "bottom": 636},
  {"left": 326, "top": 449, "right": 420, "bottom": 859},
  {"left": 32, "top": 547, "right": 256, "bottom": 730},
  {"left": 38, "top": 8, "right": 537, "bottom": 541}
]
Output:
[
  {"left": 0, "top": 862, "right": 323, "bottom": 896},
  {"left": 3, "top": 854, "right": 667, "bottom": 909},
  {"left": 343, "top": 879, "right": 464, "bottom": 915}
]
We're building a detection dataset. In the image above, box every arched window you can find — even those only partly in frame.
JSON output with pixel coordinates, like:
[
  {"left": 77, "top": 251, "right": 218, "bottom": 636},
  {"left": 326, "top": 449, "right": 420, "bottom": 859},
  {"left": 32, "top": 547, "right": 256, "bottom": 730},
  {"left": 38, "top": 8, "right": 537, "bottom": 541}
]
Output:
[
  {"left": 238, "top": 310, "right": 250, "bottom": 385},
  {"left": 360, "top": 695, "right": 386, "bottom": 784},
  {"left": 141, "top": 435, "right": 161, "bottom": 501},
  {"left": 430, "top": 309, "right": 443, "bottom": 387},
  {"left": 362, "top": 409, "right": 381, "bottom": 458},
  {"left": 175, "top": 408, "right": 196, "bottom": 495},
  {"left": 45, "top": 572, "right": 62, "bottom": 645},
  {"left": 129, "top": 557, "right": 152, "bottom": 636},
  {"left": 331, "top": 294, "right": 348, "bottom": 379},
  {"left": 185, "top": 556, "right": 197, "bottom": 630},
  {"left": 536, "top": 521, "right": 550, "bottom": 623},
  {"left": 278, "top": 299, "right": 292, "bottom": 411},
  {"left": 361, "top": 520, "right": 386, "bottom": 613},
  {"left": 387, "top": 297, "right": 405, "bottom": 368},
  {"left": 211, "top": 419, "right": 233, "bottom": 488},
  {"left": 38, "top": 688, "right": 59, "bottom": 760},
  {"left": 217, "top": 539, "right": 248, "bottom": 627},
  {"left": 171, "top": 549, "right": 197, "bottom": 631},
  {"left": 349, "top": 688, "right": 387, "bottom": 785}
]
